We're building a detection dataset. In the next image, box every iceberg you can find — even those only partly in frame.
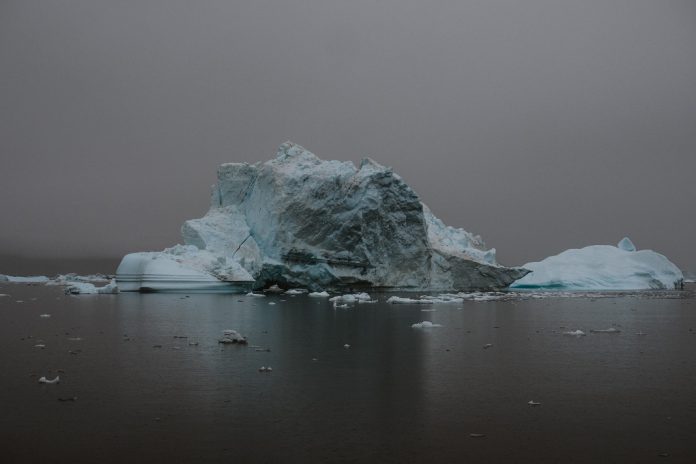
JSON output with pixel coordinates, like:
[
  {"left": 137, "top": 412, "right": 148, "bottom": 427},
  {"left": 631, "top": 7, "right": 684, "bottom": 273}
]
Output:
[
  {"left": 116, "top": 142, "right": 528, "bottom": 292},
  {"left": 510, "top": 238, "right": 683, "bottom": 290}
]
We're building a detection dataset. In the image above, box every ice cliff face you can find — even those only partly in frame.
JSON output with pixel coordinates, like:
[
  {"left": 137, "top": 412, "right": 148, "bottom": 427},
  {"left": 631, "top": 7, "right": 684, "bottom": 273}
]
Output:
[
  {"left": 117, "top": 142, "right": 528, "bottom": 292},
  {"left": 510, "top": 237, "right": 683, "bottom": 290}
]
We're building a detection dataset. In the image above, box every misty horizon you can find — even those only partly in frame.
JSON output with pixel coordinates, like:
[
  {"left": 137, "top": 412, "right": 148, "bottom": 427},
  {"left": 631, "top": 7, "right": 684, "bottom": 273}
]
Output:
[{"left": 2, "top": 1, "right": 694, "bottom": 271}]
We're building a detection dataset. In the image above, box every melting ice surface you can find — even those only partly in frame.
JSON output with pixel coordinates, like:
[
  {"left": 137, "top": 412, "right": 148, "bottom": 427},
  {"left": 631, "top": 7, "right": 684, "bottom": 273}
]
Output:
[{"left": 510, "top": 238, "right": 683, "bottom": 290}]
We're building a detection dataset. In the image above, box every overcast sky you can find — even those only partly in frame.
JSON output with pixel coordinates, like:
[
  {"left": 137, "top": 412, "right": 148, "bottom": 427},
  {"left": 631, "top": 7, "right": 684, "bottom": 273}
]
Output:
[{"left": 1, "top": 0, "right": 695, "bottom": 270}]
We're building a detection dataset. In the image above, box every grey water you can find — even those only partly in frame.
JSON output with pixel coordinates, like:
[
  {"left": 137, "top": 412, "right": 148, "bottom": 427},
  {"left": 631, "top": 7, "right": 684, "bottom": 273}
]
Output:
[{"left": 2, "top": 282, "right": 696, "bottom": 463}]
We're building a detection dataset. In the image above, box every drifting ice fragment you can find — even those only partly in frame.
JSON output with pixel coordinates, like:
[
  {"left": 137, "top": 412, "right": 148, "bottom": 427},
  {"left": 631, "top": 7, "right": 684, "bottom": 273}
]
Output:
[
  {"left": 411, "top": 321, "right": 443, "bottom": 329},
  {"left": 246, "top": 292, "right": 266, "bottom": 297},
  {"left": 64, "top": 279, "right": 119, "bottom": 295},
  {"left": 38, "top": 376, "right": 60, "bottom": 384},
  {"left": 563, "top": 330, "right": 586, "bottom": 337},
  {"left": 218, "top": 329, "right": 248, "bottom": 344},
  {"left": 528, "top": 400, "right": 541, "bottom": 406},
  {"left": 39, "top": 314, "right": 51, "bottom": 318},
  {"left": 343, "top": 344, "right": 351, "bottom": 349},
  {"left": 308, "top": 291, "right": 330, "bottom": 297}
]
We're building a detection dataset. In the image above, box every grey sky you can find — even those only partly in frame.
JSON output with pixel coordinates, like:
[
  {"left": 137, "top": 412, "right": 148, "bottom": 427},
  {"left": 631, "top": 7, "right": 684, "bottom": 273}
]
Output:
[{"left": 1, "top": 0, "right": 695, "bottom": 270}]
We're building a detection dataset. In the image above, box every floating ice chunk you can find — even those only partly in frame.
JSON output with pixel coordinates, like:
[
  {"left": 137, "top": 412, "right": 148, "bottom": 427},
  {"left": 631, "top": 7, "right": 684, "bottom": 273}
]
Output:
[
  {"left": 308, "top": 291, "right": 329, "bottom": 297},
  {"left": 38, "top": 376, "right": 60, "bottom": 384},
  {"left": 483, "top": 344, "right": 493, "bottom": 349},
  {"left": 218, "top": 329, "right": 247, "bottom": 344},
  {"left": 65, "top": 279, "right": 119, "bottom": 295},
  {"left": 285, "top": 288, "right": 308, "bottom": 295},
  {"left": 39, "top": 314, "right": 51, "bottom": 318},
  {"left": 329, "top": 293, "right": 372, "bottom": 304},
  {"left": 268, "top": 301, "right": 276, "bottom": 305},
  {"left": 590, "top": 327, "right": 621, "bottom": 334},
  {"left": 511, "top": 240, "right": 683, "bottom": 290},
  {"left": 528, "top": 400, "right": 541, "bottom": 406},
  {"left": 34, "top": 344, "right": 46, "bottom": 349},
  {"left": 0, "top": 294, "right": 9, "bottom": 297},
  {"left": 617, "top": 237, "right": 636, "bottom": 252},
  {"left": 246, "top": 292, "right": 266, "bottom": 297},
  {"left": 563, "top": 330, "right": 586, "bottom": 337},
  {"left": 343, "top": 344, "right": 351, "bottom": 349},
  {"left": 411, "top": 321, "right": 442, "bottom": 329},
  {"left": 333, "top": 302, "right": 349, "bottom": 309}
]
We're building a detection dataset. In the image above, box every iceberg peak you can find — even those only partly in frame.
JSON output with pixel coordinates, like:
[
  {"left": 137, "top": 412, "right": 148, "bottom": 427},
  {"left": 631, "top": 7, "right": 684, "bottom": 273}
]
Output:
[{"left": 617, "top": 237, "right": 636, "bottom": 252}]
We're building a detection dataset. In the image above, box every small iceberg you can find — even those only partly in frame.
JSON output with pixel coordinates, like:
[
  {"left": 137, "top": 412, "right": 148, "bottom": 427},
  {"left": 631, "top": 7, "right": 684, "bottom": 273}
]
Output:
[
  {"left": 218, "top": 329, "right": 248, "bottom": 344},
  {"left": 510, "top": 238, "right": 683, "bottom": 290},
  {"left": 563, "top": 330, "right": 586, "bottom": 337}
]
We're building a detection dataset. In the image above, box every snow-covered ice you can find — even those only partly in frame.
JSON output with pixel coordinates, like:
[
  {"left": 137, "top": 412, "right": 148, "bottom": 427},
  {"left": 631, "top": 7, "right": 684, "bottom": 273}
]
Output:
[
  {"left": 115, "top": 142, "right": 528, "bottom": 293},
  {"left": 510, "top": 238, "right": 683, "bottom": 290}
]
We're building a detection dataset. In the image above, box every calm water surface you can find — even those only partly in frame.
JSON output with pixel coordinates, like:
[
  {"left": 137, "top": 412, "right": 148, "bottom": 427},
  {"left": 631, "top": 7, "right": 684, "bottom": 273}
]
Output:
[{"left": 1, "top": 283, "right": 696, "bottom": 463}]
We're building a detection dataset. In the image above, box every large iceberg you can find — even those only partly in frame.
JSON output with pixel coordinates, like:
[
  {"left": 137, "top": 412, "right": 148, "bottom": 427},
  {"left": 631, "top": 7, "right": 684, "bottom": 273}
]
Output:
[
  {"left": 116, "top": 142, "right": 528, "bottom": 292},
  {"left": 510, "top": 237, "right": 683, "bottom": 290}
]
